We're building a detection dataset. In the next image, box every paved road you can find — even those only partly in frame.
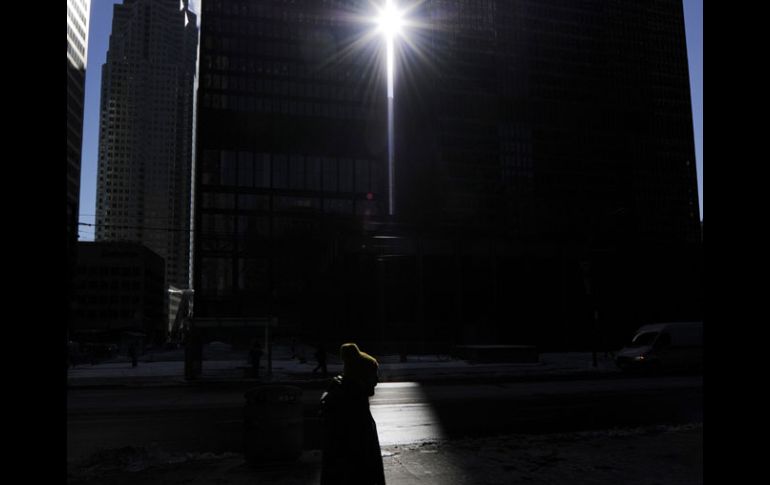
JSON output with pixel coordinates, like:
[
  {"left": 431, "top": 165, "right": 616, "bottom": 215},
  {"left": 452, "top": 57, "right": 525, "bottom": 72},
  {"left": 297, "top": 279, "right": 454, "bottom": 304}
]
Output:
[{"left": 68, "top": 375, "right": 702, "bottom": 462}]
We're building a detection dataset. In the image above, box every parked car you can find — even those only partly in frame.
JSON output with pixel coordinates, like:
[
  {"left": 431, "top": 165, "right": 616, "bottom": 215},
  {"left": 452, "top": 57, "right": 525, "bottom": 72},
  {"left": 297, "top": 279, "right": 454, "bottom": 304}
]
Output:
[{"left": 616, "top": 322, "right": 703, "bottom": 373}]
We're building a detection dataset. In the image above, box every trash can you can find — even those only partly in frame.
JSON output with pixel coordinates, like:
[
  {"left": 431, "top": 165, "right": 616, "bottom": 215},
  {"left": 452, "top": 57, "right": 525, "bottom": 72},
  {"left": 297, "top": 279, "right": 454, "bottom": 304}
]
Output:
[{"left": 243, "top": 385, "right": 303, "bottom": 464}]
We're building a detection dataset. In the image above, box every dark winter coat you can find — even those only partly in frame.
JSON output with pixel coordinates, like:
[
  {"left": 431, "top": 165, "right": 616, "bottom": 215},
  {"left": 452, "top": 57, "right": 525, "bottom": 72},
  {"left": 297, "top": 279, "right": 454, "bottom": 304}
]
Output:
[
  {"left": 249, "top": 345, "right": 263, "bottom": 364},
  {"left": 320, "top": 375, "right": 386, "bottom": 485}
]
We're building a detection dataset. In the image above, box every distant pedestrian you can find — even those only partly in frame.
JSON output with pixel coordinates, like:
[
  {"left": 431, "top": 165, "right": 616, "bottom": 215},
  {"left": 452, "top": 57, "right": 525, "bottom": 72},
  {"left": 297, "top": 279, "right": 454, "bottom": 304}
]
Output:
[
  {"left": 128, "top": 343, "right": 138, "bottom": 368},
  {"left": 249, "top": 340, "right": 263, "bottom": 378},
  {"left": 320, "top": 343, "right": 385, "bottom": 485},
  {"left": 313, "top": 343, "right": 328, "bottom": 376},
  {"left": 183, "top": 331, "right": 203, "bottom": 380},
  {"left": 290, "top": 337, "right": 297, "bottom": 360},
  {"left": 298, "top": 344, "right": 307, "bottom": 364}
]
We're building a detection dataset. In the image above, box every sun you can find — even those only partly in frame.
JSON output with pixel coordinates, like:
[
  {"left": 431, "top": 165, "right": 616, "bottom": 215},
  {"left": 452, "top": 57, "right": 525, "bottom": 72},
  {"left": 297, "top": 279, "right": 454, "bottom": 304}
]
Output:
[{"left": 375, "top": 0, "right": 404, "bottom": 39}]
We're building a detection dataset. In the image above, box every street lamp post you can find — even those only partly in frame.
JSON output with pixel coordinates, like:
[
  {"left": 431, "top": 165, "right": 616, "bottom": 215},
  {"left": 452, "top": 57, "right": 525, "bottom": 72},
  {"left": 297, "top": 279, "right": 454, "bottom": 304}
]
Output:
[
  {"left": 579, "top": 261, "right": 598, "bottom": 367},
  {"left": 580, "top": 207, "right": 626, "bottom": 367}
]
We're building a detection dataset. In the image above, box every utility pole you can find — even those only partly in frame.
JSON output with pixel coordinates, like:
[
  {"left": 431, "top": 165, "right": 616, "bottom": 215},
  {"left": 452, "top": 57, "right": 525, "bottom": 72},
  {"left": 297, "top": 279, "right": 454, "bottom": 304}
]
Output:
[
  {"left": 377, "top": 256, "right": 386, "bottom": 349},
  {"left": 416, "top": 233, "right": 424, "bottom": 355},
  {"left": 580, "top": 260, "right": 598, "bottom": 368}
]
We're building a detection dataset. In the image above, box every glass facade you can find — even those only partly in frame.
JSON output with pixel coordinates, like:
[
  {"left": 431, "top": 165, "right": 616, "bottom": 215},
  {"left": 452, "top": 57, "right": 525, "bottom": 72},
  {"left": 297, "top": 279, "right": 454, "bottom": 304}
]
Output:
[
  {"left": 95, "top": 0, "right": 198, "bottom": 289},
  {"left": 195, "top": 0, "right": 386, "bottom": 324},
  {"left": 194, "top": 0, "right": 701, "bottom": 346}
]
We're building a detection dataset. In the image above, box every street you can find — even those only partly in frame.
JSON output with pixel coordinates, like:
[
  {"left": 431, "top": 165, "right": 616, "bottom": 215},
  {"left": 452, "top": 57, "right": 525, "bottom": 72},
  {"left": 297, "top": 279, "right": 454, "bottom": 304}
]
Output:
[{"left": 68, "top": 374, "right": 702, "bottom": 463}]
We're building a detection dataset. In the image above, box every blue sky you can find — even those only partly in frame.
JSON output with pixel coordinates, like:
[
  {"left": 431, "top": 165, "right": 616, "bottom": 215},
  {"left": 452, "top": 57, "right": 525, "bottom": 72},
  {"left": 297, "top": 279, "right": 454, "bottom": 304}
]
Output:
[
  {"left": 77, "top": 0, "right": 703, "bottom": 242},
  {"left": 78, "top": 0, "right": 122, "bottom": 242},
  {"left": 682, "top": 0, "right": 703, "bottom": 219}
]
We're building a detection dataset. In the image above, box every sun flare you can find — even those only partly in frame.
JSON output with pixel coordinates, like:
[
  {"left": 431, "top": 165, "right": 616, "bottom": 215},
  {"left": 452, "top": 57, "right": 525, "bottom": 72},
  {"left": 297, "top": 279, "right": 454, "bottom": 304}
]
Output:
[{"left": 376, "top": 0, "right": 404, "bottom": 39}]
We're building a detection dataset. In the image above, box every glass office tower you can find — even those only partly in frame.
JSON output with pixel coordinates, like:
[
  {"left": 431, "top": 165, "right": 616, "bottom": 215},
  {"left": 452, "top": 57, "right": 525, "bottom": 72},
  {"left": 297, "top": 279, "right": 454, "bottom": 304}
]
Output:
[{"left": 194, "top": 0, "right": 700, "bottom": 348}]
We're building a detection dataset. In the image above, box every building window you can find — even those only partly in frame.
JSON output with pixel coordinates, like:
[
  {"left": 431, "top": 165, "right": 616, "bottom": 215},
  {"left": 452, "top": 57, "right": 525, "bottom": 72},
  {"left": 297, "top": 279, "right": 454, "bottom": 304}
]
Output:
[
  {"left": 201, "top": 257, "right": 233, "bottom": 296},
  {"left": 323, "top": 158, "right": 337, "bottom": 193},
  {"left": 221, "top": 151, "right": 238, "bottom": 186},
  {"left": 238, "top": 152, "right": 254, "bottom": 187}
]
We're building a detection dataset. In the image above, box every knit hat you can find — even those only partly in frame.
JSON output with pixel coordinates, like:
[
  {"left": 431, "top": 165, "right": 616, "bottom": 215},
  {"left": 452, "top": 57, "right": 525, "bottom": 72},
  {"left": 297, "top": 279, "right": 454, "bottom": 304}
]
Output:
[{"left": 340, "top": 343, "right": 379, "bottom": 395}]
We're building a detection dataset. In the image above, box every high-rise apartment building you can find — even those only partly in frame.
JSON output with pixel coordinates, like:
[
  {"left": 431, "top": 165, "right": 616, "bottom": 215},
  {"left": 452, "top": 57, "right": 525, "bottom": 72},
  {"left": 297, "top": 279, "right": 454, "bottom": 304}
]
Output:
[
  {"left": 193, "top": 0, "right": 701, "bottom": 348},
  {"left": 95, "top": 0, "right": 198, "bottom": 289},
  {"left": 67, "top": 0, "right": 91, "bottom": 265}
]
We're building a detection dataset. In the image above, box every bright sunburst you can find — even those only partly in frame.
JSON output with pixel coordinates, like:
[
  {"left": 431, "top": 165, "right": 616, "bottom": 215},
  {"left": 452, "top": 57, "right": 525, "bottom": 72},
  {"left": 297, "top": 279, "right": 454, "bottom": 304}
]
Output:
[
  {"left": 310, "top": 0, "right": 432, "bottom": 216},
  {"left": 375, "top": 0, "right": 404, "bottom": 38}
]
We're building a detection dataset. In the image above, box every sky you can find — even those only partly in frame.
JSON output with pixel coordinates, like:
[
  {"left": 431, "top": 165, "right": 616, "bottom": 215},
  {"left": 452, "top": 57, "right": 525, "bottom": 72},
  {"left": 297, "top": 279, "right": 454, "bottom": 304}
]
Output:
[
  {"left": 78, "top": 0, "right": 124, "bottom": 242},
  {"left": 77, "top": 0, "right": 201, "bottom": 242},
  {"left": 682, "top": 0, "right": 703, "bottom": 219},
  {"left": 77, "top": 0, "right": 703, "bottom": 242}
]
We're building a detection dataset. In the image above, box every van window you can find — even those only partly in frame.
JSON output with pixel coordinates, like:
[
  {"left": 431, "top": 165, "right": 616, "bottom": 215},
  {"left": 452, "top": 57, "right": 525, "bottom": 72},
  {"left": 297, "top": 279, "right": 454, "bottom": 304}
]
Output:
[
  {"left": 672, "top": 326, "right": 703, "bottom": 347},
  {"left": 654, "top": 333, "right": 672, "bottom": 349},
  {"left": 629, "top": 332, "right": 658, "bottom": 347}
]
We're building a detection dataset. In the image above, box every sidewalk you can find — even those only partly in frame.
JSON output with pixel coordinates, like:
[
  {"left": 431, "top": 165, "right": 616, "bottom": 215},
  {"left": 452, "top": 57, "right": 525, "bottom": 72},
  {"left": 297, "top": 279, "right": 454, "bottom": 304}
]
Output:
[
  {"left": 67, "top": 350, "right": 622, "bottom": 389},
  {"left": 68, "top": 423, "right": 702, "bottom": 485}
]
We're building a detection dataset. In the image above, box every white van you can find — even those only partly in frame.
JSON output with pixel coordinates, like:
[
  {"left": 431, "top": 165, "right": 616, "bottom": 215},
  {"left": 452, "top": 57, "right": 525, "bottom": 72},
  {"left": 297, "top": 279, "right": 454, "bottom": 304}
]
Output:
[{"left": 615, "top": 322, "right": 703, "bottom": 372}]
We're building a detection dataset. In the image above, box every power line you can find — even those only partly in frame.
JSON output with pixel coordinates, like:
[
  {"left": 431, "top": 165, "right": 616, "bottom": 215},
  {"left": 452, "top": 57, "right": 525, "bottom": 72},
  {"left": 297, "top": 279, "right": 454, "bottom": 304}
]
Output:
[
  {"left": 79, "top": 214, "right": 185, "bottom": 220},
  {"left": 78, "top": 222, "right": 194, "bottom": 233}
]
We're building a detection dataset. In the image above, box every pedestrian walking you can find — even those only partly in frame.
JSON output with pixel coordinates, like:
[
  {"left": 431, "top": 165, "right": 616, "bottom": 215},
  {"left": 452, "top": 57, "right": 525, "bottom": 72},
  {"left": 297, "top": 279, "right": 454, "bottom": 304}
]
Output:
[
  {"left": 320, "top": 342, "right": 385, "bottom": 485},
  {"left": 128, "top": 343, "right": 138, "bottom": 368},
  {"left": 249, "top": 340, "right": 263, "bottom": 378},
  {"left": 313, "top": 343, "right": 328, "bottom": 376}
]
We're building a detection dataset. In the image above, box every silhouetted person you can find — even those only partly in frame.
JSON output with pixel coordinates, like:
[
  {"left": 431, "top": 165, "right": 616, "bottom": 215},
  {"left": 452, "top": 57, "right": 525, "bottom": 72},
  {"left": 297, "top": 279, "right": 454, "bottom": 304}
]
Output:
[
  {"left": 313, "top": 343, "right": 328, "bottom": 376},
  {"left": 67, "top": 341, "right": 77, "bottom": 369},
  {"left": 128, "top": 343, "right": 138, "bottom": 368},
  {"left": 320, "top": 343, "right": 385, "bottom": 485},
  {"left": 249, "top": 340, "right": 263, "bottom": 378},
  {"left": 183, "top": 330, "right": 203, "bottom": 380},
  {"left": 298, "top": 343, "right": 307, "bottom": 364}
]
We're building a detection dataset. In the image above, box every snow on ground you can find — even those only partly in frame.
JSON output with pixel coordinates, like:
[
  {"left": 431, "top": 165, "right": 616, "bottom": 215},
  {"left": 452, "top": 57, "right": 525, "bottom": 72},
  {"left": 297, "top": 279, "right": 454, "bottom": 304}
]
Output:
[
  {"left": 67, "top": 423, "right": 702, "bottom": 485},
  {"left": 383, "top": 423, "right": 702, "bottom": 485}
]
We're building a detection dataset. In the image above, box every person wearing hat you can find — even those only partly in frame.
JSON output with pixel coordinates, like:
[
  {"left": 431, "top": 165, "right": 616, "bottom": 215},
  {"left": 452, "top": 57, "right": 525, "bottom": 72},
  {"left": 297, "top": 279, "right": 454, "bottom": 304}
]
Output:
[{"left": 320, "top": 343, "right": 386, "bottom": 485}]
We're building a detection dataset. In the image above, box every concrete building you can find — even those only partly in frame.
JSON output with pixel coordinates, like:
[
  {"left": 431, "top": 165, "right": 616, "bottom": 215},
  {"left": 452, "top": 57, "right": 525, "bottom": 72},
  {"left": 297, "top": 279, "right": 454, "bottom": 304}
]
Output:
[
  {"left": 95, "top": 0, "right": 198, "bottom": 289},
  {"left": 71, "top": 241, "right": 167, "bottom": 345}
]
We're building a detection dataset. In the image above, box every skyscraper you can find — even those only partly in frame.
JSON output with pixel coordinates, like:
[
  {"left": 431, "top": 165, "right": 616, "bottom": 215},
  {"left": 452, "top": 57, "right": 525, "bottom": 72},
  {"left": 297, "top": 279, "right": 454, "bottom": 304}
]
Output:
[
  {"left": 193, "top": 0, "right": 701, "bottom": 348},
  {"left": 392, "top": 0, "right": 701, "bottom": 244},
  {"left": 68, "top": 0, "right": 91, "bottom": 343},
  {"left": 67, "top": 0, "right": 91, "bottom": 264},
  {"left": 95, "top": 0, "right": 198, "bottom": 290},
  {"left": 194, "top": 0, "right": 385, "bottom": 340}
]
